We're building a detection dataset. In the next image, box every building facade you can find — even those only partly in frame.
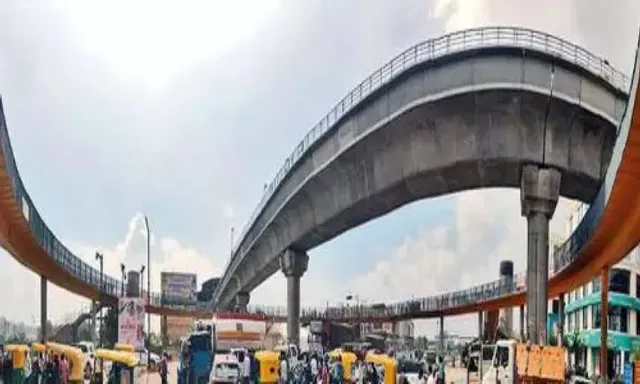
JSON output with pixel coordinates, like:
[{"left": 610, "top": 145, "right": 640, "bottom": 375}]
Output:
[{"left": 563, "top": 202, "right": 640, "bottom": 378}]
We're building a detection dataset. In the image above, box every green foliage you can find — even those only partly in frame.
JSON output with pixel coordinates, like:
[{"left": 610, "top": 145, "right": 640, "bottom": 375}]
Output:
[
  {"left": 632, "top": 344, "right": 640, "bottom": 362},
  {"left": 5, "top": 331, "right": 28, "bottom": 344}
]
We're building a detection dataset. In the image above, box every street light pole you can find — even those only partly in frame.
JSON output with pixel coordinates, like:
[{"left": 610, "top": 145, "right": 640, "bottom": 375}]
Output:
[
  {"left": 230, "top": 226, "right": 235, "bottom": 257},
  {"left": 120, "top": 263, "right": 126, "bottom": 297},
  {"left": 144, "top": 215, "right": 151, "bottom": 368},
  {"left": 140, "top": 265, "right": 146, "bottom": 298},
  {"left": 95, "top": 252, "right": 104, "bottom": 348}
]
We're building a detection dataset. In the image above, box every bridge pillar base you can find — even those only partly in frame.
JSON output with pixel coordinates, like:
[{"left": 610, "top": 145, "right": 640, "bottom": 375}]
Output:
[
  {"left": 520, "top": 165, "right": 561, "bottom": 345},
  {"left": 235, "top": 292, "right": 250, "bottom": 312},
  {"left": 280, "top": 249, "right": 309, "bottom": 346},
  {"left": 40, "top": 275, "right": 47, "bottom": 343}
]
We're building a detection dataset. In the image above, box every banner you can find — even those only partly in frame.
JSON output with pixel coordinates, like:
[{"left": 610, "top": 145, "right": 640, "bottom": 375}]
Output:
[
  {"left": 161, "top": 272, "right": 197, "bottom": 305},
  {"left": 118, "top": 298, "right": 145, "bottom": 350},
  {"left": 164, "top": 316, "right": 194, "bottom": 344}
]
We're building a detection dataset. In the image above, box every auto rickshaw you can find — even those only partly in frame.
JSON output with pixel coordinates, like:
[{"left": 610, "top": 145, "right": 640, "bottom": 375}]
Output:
[
  {"left": 29, "top": 343, "right": 47, "bottom": 382},
  {"left": 4, "top": 344, "right": 29, "bottom": 384},
  {"left": 113, "top": 344, "right": 135, "bottom": 352},
  {"left": 365, "top": 352, "right": 397, "bottom": 384},
  {"left": 45, "top": 342, "right": 85, "bottom": 383},
  {"left": 254, "top": 350, "right": 279, "bottom": 383},
  {"left": 94, "top": 349, "right": 139, "bottom": 384},
  {"left": 328, "top": 349, "right": 358, "bottom": 381}
]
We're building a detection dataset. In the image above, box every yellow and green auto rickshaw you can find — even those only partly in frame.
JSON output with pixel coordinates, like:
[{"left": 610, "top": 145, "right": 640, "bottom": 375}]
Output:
[
  {"left": 4, "top": 344, "right": 29, "bottom": 384},
  {"left": 254, "top": 350, "right": 280, "bottom": 383},
  {"left": 45, "top": 342, "right": 84, "bottom": 383},
  {"left": 94, "top": 349, "right": 140, "bottom": 384},
  {"left": 29, "top": 343, "right": 47, "bottom": 382},
  {"left": 365, "top": 352, "right": 397, "bottom": 384},
  {"left": 328, "top": 349, "right": 358, "bottom": 381}
]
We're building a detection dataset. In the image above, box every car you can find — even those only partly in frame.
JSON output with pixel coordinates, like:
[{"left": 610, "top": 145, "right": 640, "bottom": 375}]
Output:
[
  {"left": 74, "top": 341, "right": 96, "bottom": 380},
  {"left": 209, "top": 354, "right": 240, "bottom": 384},
  {"left": 138, "top": 349, "right": 161, "bottom": 371}
]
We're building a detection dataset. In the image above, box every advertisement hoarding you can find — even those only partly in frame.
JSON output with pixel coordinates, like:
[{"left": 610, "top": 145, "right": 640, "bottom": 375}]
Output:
[
  {"left": 161, "top": 272, "right": 197, "bottom": 305},
  {"left": 164, "top": 316, "right": 194, "bottom": 344},
  {"left": 118, "top": 298, "right": 145, "bottom": 350}
]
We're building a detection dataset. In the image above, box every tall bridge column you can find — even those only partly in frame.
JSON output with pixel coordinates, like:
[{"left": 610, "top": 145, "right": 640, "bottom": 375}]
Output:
[
  {"left": 499, "top": 261, "right": 514, "bottom": 336},
  {"left": 558, "top": 293, "right": 565, "bottom": 346},
  {"left": 519, "top": 305, "right": 525, "bottom": 340},
  {"left": 600, "top": 267, "right": 610, "bottom": 379},
  {"left": 520, "top": 165, "right": 561, "bottom": 344},
  {"left": 439, "top": 315, "right": 444, "bottom": 355},
  {"left": 40, "top": 276, "right": 47, "bottom": 343},
  {"left": 280, "top": 249, "right": 309, "bottom": 346},
  {"left": 235, "top": 292, "right": 250, "bottom": 312},
  {"left": 478, "top": 311, "right": 483, "bottom": 342},
  {"left": 161, "top": 315, "right": 168, "bottom": 350}
]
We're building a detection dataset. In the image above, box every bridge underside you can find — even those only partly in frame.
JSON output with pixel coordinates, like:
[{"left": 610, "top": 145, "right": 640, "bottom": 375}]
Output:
[{"left": 223, "top": 89, "right": 618, "bottom": 308}]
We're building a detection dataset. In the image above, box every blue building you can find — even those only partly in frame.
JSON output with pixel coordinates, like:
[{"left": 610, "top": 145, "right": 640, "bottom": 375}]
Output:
[{"left": 562, "top": 202, "right": 640, "bottom": 378}]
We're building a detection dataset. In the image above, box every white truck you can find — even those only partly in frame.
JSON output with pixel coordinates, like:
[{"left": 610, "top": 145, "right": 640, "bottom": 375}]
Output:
[{"left": 481, "top": 339, "right": 566, "bottom": 384}]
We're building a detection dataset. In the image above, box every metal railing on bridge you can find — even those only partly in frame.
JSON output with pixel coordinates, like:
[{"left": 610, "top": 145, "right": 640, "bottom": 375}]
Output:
[{"left": 218, "top": 26, "right": 630, "bottom": 297}]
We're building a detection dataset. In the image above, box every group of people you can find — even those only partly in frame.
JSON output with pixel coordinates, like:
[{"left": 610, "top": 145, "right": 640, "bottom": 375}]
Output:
[
  {"left": 277, "top": 352, "right": 447, "bottom": 384},
  {"left": 0, "top": 349, "right": 71, "bottom": 384},
  {"left": 411, "top": 357, "right": 446, "bottom": 384}
]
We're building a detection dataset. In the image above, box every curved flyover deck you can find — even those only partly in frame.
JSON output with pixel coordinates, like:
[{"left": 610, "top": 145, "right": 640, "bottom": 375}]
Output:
[
  {"left": 0, "top": 27, "right": 636, "bottom": 323},
  {"left": 213, "top": 26, "right": 629, "bottom": 309}
]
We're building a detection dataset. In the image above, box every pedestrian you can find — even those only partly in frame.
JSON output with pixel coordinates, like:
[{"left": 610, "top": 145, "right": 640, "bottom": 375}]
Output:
[
  {"left": 59, "top": 354, "right": 69, "bottom": 384},
  {"left": 436, "top": 357, "right": 445, "bottom": 384},
  {"left": 159, "top": 352, "right": 168, "bottom": 384}
]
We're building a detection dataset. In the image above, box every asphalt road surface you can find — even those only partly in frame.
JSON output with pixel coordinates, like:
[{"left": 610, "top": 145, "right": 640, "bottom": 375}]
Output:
[{"left": 141, "top": 362, "right": 178, "bottom": 384}]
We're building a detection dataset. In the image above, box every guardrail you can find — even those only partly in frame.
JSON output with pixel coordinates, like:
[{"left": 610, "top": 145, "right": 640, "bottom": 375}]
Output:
[{"left": 217, "top": 26, "right": 630, "bottom": 301}]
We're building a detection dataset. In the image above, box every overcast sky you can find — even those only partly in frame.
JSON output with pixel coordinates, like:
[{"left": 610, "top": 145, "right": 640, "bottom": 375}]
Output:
[{"left": 0, "top": 0, "right": 639, "bottom": 335}]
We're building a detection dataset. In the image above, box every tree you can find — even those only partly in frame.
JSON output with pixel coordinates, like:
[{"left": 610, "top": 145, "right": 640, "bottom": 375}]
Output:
[
  {"left": 36, "top": 320, "right": 54, "bottom": 341},
  {"left": 100, "top": 306, "right": 118, "bottom": 347},
  {"left": 6, "top": 331, "right": 28, "bottom": 344},
  {"left": 77, "top": 321, "right": 93, "bottom": 342}
]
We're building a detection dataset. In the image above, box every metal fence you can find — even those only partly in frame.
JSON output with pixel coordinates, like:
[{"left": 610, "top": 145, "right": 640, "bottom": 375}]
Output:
[{"left": 217, "top": 26, "right": 629, "bottom": 298}]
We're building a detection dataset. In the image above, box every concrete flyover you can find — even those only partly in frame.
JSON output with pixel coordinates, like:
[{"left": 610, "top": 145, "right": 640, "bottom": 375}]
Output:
[{"left": 213, "top": 26, "right": 628, "bottom": 309}]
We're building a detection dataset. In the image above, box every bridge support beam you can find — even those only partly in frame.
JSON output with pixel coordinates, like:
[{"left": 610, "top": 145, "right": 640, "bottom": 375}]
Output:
[
  {"left": 40, "top": 275, "right": 48, "bottom": 343},
  {"left": 91, "top": 301, "right": 97, "bottom": 345},
  {"left": 235, "top": 292, "right": 250, "bottom": 312},
  {"left": 280, "top": 249, "right": 309, "bottom": 346},
  {"left": 558, "top": 293, "right": 565, "bottom": 346},
  {"left": 499, "top": 261, "right": 514, "bottom": 337},
  {"left": 600, "top": 267, "right": 610, "bottom": 378},
  {"left": 439, "top": 315, "right": 444, "bottom": 355},
  {"left": 520, "top": 165, "right": 561, "bottom": 344},
  {"left": 519, "top": 305, "right": 525, "bottom": 340},
  {"left": 478, "top": 311, "right": 483, "bottom": 342}
]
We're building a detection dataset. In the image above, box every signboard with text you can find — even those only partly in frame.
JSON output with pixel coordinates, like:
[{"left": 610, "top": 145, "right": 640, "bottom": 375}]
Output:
[
  {"left": 161, "top": 272, "right": 197, "bottom": 305},
  {"left": 118, "top": 298, "right": 145, "bottom": 350}
]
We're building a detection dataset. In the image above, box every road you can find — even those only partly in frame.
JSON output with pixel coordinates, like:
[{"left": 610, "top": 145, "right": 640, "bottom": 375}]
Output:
[{"left": 141, "top": 362, "right": 178, "bottom": 384}]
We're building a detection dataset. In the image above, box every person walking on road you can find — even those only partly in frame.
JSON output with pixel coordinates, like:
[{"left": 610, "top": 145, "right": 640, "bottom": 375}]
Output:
[{"left": 159, "top": 353, "right": 168, "bottom": 384}]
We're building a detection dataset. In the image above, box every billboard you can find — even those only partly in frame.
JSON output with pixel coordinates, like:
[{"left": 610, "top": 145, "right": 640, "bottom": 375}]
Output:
[
  {"left": 163, "top": 316, "right": 194, "bottom": 344},
  {"left": 161, "top": 272, "right": 197, "bottom": 305},
  {"left": 118, "top": 298, "right": 145, "bottom": 350}
]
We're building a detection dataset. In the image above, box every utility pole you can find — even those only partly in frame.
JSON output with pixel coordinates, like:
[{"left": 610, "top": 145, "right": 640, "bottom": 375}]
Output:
[
  {"left": 95, "top": 252, "right": 104, "bottom": 348},
  {"left": 144, "top": 215, "right": 151, "bottom": 368}
]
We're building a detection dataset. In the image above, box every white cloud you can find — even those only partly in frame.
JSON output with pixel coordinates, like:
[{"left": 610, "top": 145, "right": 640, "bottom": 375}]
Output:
[
  {"left": 0, "top": 213, "right": 221, "bottom": 331},
  {"left": 2, "top": 0, "right": 639, "bottom": 342}
]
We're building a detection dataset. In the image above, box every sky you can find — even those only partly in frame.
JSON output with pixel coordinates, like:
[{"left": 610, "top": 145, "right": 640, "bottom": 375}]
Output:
[{"left": 0, "top": 0, "right": 639, "bottom": 336}]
